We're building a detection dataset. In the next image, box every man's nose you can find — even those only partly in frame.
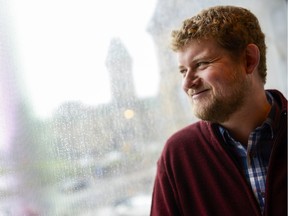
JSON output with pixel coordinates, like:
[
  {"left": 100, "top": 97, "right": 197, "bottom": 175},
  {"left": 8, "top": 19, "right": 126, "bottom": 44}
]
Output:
[{"left": 182, "top": 70, "right": 198, "bottom": 92}]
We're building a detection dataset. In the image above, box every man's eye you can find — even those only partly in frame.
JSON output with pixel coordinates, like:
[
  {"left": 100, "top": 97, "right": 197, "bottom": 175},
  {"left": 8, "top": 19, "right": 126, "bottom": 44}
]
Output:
[
  {"left": 196, "top": 62, "right": 209, "bottom": 68},
  {"left": 179, "top": 69, "right": 187, "bottom": 76}
]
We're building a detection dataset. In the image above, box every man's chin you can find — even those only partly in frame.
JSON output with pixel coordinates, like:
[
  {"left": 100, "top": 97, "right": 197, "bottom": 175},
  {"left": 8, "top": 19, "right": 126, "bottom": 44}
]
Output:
[{"left": 193, "top": 109, "right": 231, "bottom": 123}]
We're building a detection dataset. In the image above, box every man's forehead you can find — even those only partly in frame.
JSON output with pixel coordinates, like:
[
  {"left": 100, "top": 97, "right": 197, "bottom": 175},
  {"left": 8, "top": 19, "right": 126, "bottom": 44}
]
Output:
[{"left": 177, "top": 39, "right": 218, "bottom": 63}]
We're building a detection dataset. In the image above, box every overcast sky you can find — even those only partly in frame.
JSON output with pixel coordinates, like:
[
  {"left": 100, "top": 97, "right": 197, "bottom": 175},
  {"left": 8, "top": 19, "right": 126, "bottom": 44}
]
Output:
[{"left": 7, "top": 0, "right": 159, "bottom": 118}]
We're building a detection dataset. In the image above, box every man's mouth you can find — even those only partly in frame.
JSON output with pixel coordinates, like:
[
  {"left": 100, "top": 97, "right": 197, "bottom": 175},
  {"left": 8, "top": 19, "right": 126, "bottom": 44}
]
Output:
[{"left": 187, "top": 89, "right": 210, "bottom": 98}]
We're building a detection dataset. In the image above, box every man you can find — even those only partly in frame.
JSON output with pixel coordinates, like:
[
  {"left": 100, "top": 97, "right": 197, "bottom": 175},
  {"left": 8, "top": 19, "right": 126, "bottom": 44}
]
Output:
[{"left": 150, "top": 5, "right": 287, "bottom": 216}]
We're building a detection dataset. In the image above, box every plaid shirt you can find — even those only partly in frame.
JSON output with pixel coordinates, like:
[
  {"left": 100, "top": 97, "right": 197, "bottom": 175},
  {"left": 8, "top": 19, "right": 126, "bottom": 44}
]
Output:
[{"left": 218, "top": 92, "right": 280, "bottom": 213}]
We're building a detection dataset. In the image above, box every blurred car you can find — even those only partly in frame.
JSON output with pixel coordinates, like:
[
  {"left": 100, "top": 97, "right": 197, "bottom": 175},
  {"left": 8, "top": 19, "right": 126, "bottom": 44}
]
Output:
[
  {"left": 113, "top": 194, "right": 152, "bottom": 216},
  {"left": 58, "top": 178, "right": 90, "bottom": 194}
]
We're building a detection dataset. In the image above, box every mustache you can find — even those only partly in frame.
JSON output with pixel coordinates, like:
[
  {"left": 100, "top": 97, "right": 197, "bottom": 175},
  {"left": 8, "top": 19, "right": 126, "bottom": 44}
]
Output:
[
  {"left": 187, "top": 89, "right": 195, "bottom": 96},
  {"left": 187, "top": 87, "right": 210, "bottom": 96}
]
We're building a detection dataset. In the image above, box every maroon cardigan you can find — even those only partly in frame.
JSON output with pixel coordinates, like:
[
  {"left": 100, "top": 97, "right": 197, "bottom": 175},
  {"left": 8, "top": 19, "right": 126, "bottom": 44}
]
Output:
[{"left": 150, "top": 90, "right": 287, "bottom": 216}]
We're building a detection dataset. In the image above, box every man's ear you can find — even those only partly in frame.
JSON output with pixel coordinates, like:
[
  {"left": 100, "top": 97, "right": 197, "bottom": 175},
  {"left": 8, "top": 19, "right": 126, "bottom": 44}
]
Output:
[{"left": 245, "top": 44, "right": 260, "bottom": 74}]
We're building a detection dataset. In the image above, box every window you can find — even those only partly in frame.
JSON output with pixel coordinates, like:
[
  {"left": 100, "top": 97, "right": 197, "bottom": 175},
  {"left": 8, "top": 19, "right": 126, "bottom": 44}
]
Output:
[{"left": 0, "top": 0, "right": 286, "bottom": 215}]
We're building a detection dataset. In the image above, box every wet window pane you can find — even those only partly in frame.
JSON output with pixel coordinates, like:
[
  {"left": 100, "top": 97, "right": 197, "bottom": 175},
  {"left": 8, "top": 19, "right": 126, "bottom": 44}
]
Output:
[{"left": 0, "top": 0, "right": 286, "bottom": 215}]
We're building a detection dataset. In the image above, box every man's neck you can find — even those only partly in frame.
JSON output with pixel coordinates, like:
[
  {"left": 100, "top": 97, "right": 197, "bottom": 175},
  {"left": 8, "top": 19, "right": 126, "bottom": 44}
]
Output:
[{"left": 219, "top": 91, "right": 271, "bottom": 145}]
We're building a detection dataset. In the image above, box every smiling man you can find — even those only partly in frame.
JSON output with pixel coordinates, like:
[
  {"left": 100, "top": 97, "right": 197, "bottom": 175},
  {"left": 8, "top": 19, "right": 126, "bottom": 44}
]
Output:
[{"left": 150, "top": 6, "right": 287, "bottom": 216}]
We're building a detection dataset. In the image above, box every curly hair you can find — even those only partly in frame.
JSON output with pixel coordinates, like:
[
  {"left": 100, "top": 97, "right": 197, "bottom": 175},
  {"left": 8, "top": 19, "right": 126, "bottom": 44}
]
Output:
[{"left": 171, "top": 6, "right": 267, "bottom": 83}]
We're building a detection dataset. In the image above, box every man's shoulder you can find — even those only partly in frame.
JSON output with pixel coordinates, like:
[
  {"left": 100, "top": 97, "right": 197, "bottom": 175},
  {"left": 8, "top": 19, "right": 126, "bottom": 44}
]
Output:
[
  {"left": 267, "top": 89, "right": 287, "bottom": 108},
  {"left": 168, "top": 121, "right": 210, "bottom": 139},
  {"left": 163, "top": 121, "right": 216, "bottom": 152},
  {"left": 158, "top": 121, "right": 222, "bottom": 167}
]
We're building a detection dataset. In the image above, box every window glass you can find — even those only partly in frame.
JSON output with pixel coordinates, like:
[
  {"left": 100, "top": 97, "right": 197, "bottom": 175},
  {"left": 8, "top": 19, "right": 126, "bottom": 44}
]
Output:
[{"left": 0, "top": 0, "right": 286, "bottom": 215}]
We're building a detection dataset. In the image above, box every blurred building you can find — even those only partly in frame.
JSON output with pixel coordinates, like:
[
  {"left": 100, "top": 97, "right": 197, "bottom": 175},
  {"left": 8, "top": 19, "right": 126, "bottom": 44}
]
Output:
[{"left": 50, "top": 38, "right": 160, "bottom": 159}]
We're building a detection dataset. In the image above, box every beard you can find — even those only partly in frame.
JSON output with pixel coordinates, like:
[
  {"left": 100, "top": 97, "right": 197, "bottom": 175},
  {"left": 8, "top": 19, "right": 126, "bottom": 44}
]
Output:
[{"left": 189, "top": 74, "right": 250, "bottom": 123}]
